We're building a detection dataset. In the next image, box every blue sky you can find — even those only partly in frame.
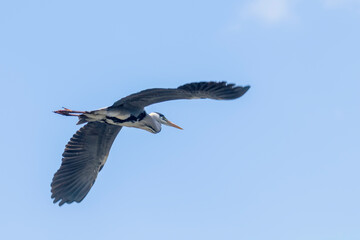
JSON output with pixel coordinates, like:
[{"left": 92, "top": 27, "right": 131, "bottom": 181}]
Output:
[{"left": 0, "top": 0, "right": 359, "bottom": 239}]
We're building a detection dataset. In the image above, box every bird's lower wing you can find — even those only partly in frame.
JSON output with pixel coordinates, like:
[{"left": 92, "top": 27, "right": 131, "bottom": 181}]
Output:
[
  {"left": 51, "top": 122, "right": 122, "bottom": 206},
  {"left": 112, "top": 81, "right": 250, "bottom": 109}
]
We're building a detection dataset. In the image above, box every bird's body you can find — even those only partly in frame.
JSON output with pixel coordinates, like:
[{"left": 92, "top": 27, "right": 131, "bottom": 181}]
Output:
[
  {"left": 52, "top": 81, "right": 250, "bottom": 206},
  {"left": 78, "top": 108, "right": 159, "bottom": 132}
]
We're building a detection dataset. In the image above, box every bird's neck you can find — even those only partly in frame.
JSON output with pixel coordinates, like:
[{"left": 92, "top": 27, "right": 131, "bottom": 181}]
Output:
[{"left": 141, "top": 113, "right": 161, "bottom": 133}]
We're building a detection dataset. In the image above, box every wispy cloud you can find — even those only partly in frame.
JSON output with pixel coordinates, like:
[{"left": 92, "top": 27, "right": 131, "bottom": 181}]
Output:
[
  {"left": 322, "top": 0, "right": 360, "bottom": 8},
  {"left": 227, "top": 0, "right": 360, "bottom": 31},
  {"left": 242, "top": 0, "right": 360, "bottom": 22},
  {"left": 226, "top": 0, "right": 296, "bottom": 31},
  {"left": 242, "top": 0, "right": 293, "bottom": 25}
]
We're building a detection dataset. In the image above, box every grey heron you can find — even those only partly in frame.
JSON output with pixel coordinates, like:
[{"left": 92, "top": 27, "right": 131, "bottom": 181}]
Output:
[{"left": 51, "top": 81, "right": 250, "bottom": 206}]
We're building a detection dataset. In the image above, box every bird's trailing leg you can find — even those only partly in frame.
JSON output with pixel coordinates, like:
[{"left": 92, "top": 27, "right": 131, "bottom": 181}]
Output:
[{"left": 54, "top": 107, "right": 85, "bottom": 116}]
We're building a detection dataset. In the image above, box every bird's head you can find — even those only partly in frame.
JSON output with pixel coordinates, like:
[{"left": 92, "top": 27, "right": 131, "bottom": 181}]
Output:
[{"left": 149, "top": 112, "right": 183, "bottom": 130}]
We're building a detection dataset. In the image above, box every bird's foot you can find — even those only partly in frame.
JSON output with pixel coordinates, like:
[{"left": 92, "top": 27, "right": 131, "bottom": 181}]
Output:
[{"left": 54, "top": 107, "right": 85, "bottom": 116}]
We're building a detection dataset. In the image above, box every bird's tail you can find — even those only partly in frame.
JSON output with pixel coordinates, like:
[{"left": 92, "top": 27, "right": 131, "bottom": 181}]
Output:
[
  {"left": 54, "top": 107, "right": 88, "bottom": 125},
  {"left": 76, "top": 115, "right": 88, "bottom": 125}
]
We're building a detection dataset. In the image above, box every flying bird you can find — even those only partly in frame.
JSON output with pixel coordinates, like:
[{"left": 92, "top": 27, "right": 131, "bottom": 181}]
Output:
[{"left": 51, "top": 81, "right": 250, "bottom": 206}]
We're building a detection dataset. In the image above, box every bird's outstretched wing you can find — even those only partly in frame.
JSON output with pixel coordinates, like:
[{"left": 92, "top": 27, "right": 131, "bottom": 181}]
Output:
[
  {"left": 112, "top": 81, "right": 250, "bottom": 109},
  {"left": 51, "top": 122, "right": 122, "bottom": 206}
]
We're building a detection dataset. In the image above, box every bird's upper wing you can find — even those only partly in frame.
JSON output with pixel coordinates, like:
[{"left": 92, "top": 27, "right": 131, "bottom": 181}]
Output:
[
  {"left": 112, "top": 81, "right": 250, "bottom": 109},
  {"left": 51, "top": 122, "right": 122, "bottom": 206}
]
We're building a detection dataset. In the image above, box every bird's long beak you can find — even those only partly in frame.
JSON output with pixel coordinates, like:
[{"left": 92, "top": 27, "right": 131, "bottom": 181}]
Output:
[{"left": 166, "top": 120, "right": 183, "bottom": 130}]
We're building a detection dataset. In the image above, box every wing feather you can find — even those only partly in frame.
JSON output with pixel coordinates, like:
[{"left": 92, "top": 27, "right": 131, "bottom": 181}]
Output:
[
  {"left": 112, "top": 81, "right": 250, "bottom": 108},
  {"left": 51, "top": 122, "right": 122, "bottom": 206}
]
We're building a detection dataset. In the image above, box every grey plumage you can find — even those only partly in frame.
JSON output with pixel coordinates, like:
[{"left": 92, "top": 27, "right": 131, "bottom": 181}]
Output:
[
  {"left": 113, "top": 81, "right": 249, "bottom": 108},
  {"left": 52, "top": 81, "right": 250, "bottom": 206},
  {"left": 51, "top": 123, "right": 121, "bottom": 206}
]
